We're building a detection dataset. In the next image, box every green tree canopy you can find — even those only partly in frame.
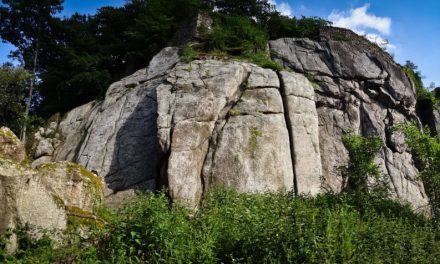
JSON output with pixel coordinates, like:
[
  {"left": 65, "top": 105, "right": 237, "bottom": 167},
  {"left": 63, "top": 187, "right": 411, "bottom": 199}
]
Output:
[
  {"left": 0, "top": 65, "right": 30, "bottom": 134},
  {"left": 0, "top": 0, "right": 63, "bottom": 142}
]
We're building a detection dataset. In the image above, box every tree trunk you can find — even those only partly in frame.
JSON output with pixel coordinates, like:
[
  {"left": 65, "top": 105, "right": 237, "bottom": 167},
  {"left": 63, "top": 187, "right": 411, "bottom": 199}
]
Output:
[{"left": 20, "top": 42, "right": 39, "bottom": 145}]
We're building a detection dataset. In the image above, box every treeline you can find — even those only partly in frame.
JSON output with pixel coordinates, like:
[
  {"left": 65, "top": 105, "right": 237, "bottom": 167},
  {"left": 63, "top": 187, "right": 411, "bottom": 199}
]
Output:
[{"left": 0, "top": 0, "right": 330, "bottom": 139}]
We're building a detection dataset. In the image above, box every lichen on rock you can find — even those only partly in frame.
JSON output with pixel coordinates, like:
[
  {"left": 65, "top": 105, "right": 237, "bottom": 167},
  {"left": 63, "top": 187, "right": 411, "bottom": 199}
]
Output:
[
  {"left": 37, "top": 161, "right": 104, "bottom": 212},
  {"left": 0, "top": 127, "right": 26, "bottom": 164}
]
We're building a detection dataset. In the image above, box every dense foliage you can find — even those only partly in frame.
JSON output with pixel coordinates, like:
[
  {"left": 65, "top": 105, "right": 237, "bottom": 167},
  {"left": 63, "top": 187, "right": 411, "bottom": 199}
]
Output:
[
  {"left": 403, "top": 61, "right": 437, "bottom": 103},
  {"left": 396, "top": 123, "right": 440, "bottom": 217},
  {"left": 1, "top": 190, "right": 439, "bottom": 263},
  {"left": 1, "top": 132, "right": 440, "bottom": 263},
  {"left": 341, "top": 133, "right": 389, "bottom": 198},
  {"left": 403, "top": 61, "right": 439, "bottom": 135},
  {"left": 0, "top": 0, "right": 330, "bottom": 120},
  {"left": 0, "top": 65, "right": 30, "bottom": 134}
]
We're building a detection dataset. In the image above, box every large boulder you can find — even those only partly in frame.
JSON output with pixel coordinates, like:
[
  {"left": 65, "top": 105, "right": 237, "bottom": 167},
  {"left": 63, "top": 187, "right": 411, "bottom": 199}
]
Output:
[
  {"left": 0, "top": 127, "right": 26, "bottom": 163},
  {"left": 0, "top": 128, "right": 104, "bottom": 251},
  {"left": 31, "top": 48, "right": 181, "bottom": 205}
]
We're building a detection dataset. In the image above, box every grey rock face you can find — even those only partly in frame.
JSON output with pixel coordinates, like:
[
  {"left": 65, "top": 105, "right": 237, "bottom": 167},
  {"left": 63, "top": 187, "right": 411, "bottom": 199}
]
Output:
[
  {"left": 279, "top": 71, "right": 322, "bottom": 195},
  {"left": 32, "top": 49, "right": 182, "bottom": 201},
  {"left": 270, "top": 37, "right": 429, "bottom": 210},
  {"left": 157, "top": 61, "right": 323, "bottom": 208},
  {"left": 146, "top": 47, "right": 181, "bottom": 80},
  {"left": 41, "top": 38, "right": 429, "bottom": 211}
]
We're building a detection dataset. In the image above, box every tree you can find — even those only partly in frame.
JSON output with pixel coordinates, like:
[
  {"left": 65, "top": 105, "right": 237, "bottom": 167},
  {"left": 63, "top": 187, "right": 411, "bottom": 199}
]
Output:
[
  {"left": 0, "top": 64, "right": 30, "bottom": 134},
  {"left": 0, "top": 0, "right": 63, "bottom": 144},
  {"left": 37, "top": 0, "right": 208, "bottom": 116},
  {"left": 209, "top": 0, "right": 275, "bottom": 23}
]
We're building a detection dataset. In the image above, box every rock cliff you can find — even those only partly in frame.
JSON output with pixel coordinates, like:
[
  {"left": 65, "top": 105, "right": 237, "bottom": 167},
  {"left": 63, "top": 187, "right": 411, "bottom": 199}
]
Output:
[{"left": 31, "top": 32, "right": 429, "bottom": 211}]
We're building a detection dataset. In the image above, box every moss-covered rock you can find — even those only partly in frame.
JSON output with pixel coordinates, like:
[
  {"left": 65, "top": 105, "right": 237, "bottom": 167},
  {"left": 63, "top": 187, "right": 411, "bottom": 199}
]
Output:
[
  {"left": 0, "top": 157, "right": 67, "bottom": 252},
  {"left": 0, "top": 127, "right": 26, "bottom": 164},
  {"left": 0, "top": 128, "right": 105, "bottom": 252},
  {"left": 65, "top": 206, "right": 105, "bottom": 230},
  {"left": 37, "top": 161, "right": 104, "bottom": 213}
]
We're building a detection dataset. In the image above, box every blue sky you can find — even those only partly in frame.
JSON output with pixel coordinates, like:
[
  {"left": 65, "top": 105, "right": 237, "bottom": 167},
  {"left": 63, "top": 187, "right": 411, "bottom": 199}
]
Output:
[{"left": 1, "top": 0, "right": 438, "bottom": 87}]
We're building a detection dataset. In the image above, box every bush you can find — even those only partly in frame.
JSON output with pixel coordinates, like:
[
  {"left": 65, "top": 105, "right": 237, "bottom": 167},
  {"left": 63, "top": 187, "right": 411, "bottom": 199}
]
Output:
[
  {"left": 3, "top": 189, "right": 440, "bottom": 263},
  {"left": 182, "top": 44, "right": 197, "bottom": 63},
  {"left": 245, "top": 52, "right": 283, "bottom": 71},
  {"left": 403, "top": 61, "right": 437, "bottom": 104},
  {"left": 396, "top": 123, "right": 440, "bottom": 217},
  {"left": 205, "top": 14, "right": 268, "bottom": 56},
  {"left": 341, "top": 133, "right": 389, "bottom": 198},
  {"left": 100, "top": 190, "right": 439, "bottom": 263}
]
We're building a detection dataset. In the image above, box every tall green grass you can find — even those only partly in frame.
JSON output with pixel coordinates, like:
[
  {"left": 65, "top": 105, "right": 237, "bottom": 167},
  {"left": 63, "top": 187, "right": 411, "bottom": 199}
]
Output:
[{"left": 3, "top": 189, "right": 440, "bottom": 263}]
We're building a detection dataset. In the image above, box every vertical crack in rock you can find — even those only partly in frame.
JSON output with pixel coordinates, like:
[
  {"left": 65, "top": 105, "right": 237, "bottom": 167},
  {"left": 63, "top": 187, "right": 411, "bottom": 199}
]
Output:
[
  {"left": 278, "top": 71, "right": 323, "bottom": 196},
  {"left": 201, "top": 66, "right": 293, "bottom": 196},
  {"left": 277, "top": 71, "right": 298, "bottom": 194},
  {"left": 201, "top": 72, "right": 250, "bottom": 193},
  {"left": 157, "top": 61, "right": 251, "bottom": 209}
]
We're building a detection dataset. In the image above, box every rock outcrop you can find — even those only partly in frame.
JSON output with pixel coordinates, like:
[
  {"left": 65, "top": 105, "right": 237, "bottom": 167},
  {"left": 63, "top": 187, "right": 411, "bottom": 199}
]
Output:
[
  {"left": 32, "top": 30, "right": 430, "bottom": 211},
  {"left": 269, "top": 34, "right": 428, "bottom": 211},
  {"left": 0, "top": 127, "right": 103, "bottom": 251}
]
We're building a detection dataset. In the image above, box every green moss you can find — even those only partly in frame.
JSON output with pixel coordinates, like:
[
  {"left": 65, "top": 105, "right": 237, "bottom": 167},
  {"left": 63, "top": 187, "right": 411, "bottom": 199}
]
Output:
[
  {"left": 67, "top": 163, "right": 104, "bottom": 210},
  {"left": 68, "top": 163, "right": 103, "bottom": 191},
  {"left": 246, "top": 52, "right": 283, "bottom": 71},
  {"left": 37, "top": 162, "right": 104, "bottom": 211},
  {"left": 331, "top": 31, "right": 352, "bottom": 42},
  {"left": 247, "top": 127, "right": 263, "bottom": 159},
  {"left": 20, "top": 154, "right": 31, "bottom": 167},
  {"left": 0, "top": 156, "right": 30, "bottom": 174},
  {"left": 51, "top": 193, "right": 65, "bottom": 209},
  {"left": 66, "top": 206, "right": 104, "bottom": 229},
  {"left": 0, "top": 127, "right": 21, "bottom": 145},
  {"left": 306, "top": 72, "right": 323, "bottom": 89},
  {"left": 35, "top": 162, "right": 58, "bottom": 174},
  {"left": 228, "top": 108, "right": 242, "bottom": 116}
]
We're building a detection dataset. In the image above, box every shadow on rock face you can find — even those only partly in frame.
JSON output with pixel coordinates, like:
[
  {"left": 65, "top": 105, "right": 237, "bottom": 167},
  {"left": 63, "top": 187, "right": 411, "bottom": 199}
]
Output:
[{"left": 105, "top": 81, "right": 161, "bottom": 193}]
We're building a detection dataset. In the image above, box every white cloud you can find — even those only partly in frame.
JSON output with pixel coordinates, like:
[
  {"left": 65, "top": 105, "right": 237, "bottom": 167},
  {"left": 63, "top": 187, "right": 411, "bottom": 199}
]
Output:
[
  {"left": 268, "top": 0, "right": 293, "bottom": 17},
  {"left": 328, "top": 4, "right": 396, "bottom": 52},
  {"left": 278, "top": 2, "right": 293, "bottom": 17},
  {"left": 329, "top": 4, "right": 391, "bottom": 35},
  {"left": 365, "top": 33, "right": 396, "bottom": 51}
]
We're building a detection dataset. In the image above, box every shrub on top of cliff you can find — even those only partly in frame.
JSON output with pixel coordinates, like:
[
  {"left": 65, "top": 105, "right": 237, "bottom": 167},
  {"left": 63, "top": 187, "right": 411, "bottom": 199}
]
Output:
[
  {"left": 341, "top": 133, "right": 389, "bottom": 199},
  {"left": 182, "top": 44, "right": 197, "bottom": 63},
  {"left": 403, "top": 61, "right": 437, "bottom": 104},
  {"left": 204, "top": 14, "right": 268, "bottom": 56},
  {"left": 266, "top": 13, "right": 331, "bottom": 40},
  {"left": 396, "top": 123, "right": 440, "bottom": 217},
  {"left": 245, "top": 52, "right": 283, "bottom": 71}
]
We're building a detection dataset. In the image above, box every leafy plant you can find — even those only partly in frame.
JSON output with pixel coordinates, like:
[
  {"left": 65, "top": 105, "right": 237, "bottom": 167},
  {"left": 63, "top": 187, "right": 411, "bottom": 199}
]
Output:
[
  {"left": 246, "top": 52, "right": 283, "bottom": 71},
  {"left": 3, "top": 189, "right": 440, "bottom": 263},
  {"left": 403, "top": 61, "right": 437, "bottom": 104},
  {"left": 182, "top": 44, "right": 197, "bottom": 63},
  {"left": 205, "top": 14, "right": 268, "bottom": 56},
  {"left": 396, "top": 123, "right": 440, "bottom": 217},
  {"left": 341, "top": 133, "right": 389, "bottom": 199}
]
